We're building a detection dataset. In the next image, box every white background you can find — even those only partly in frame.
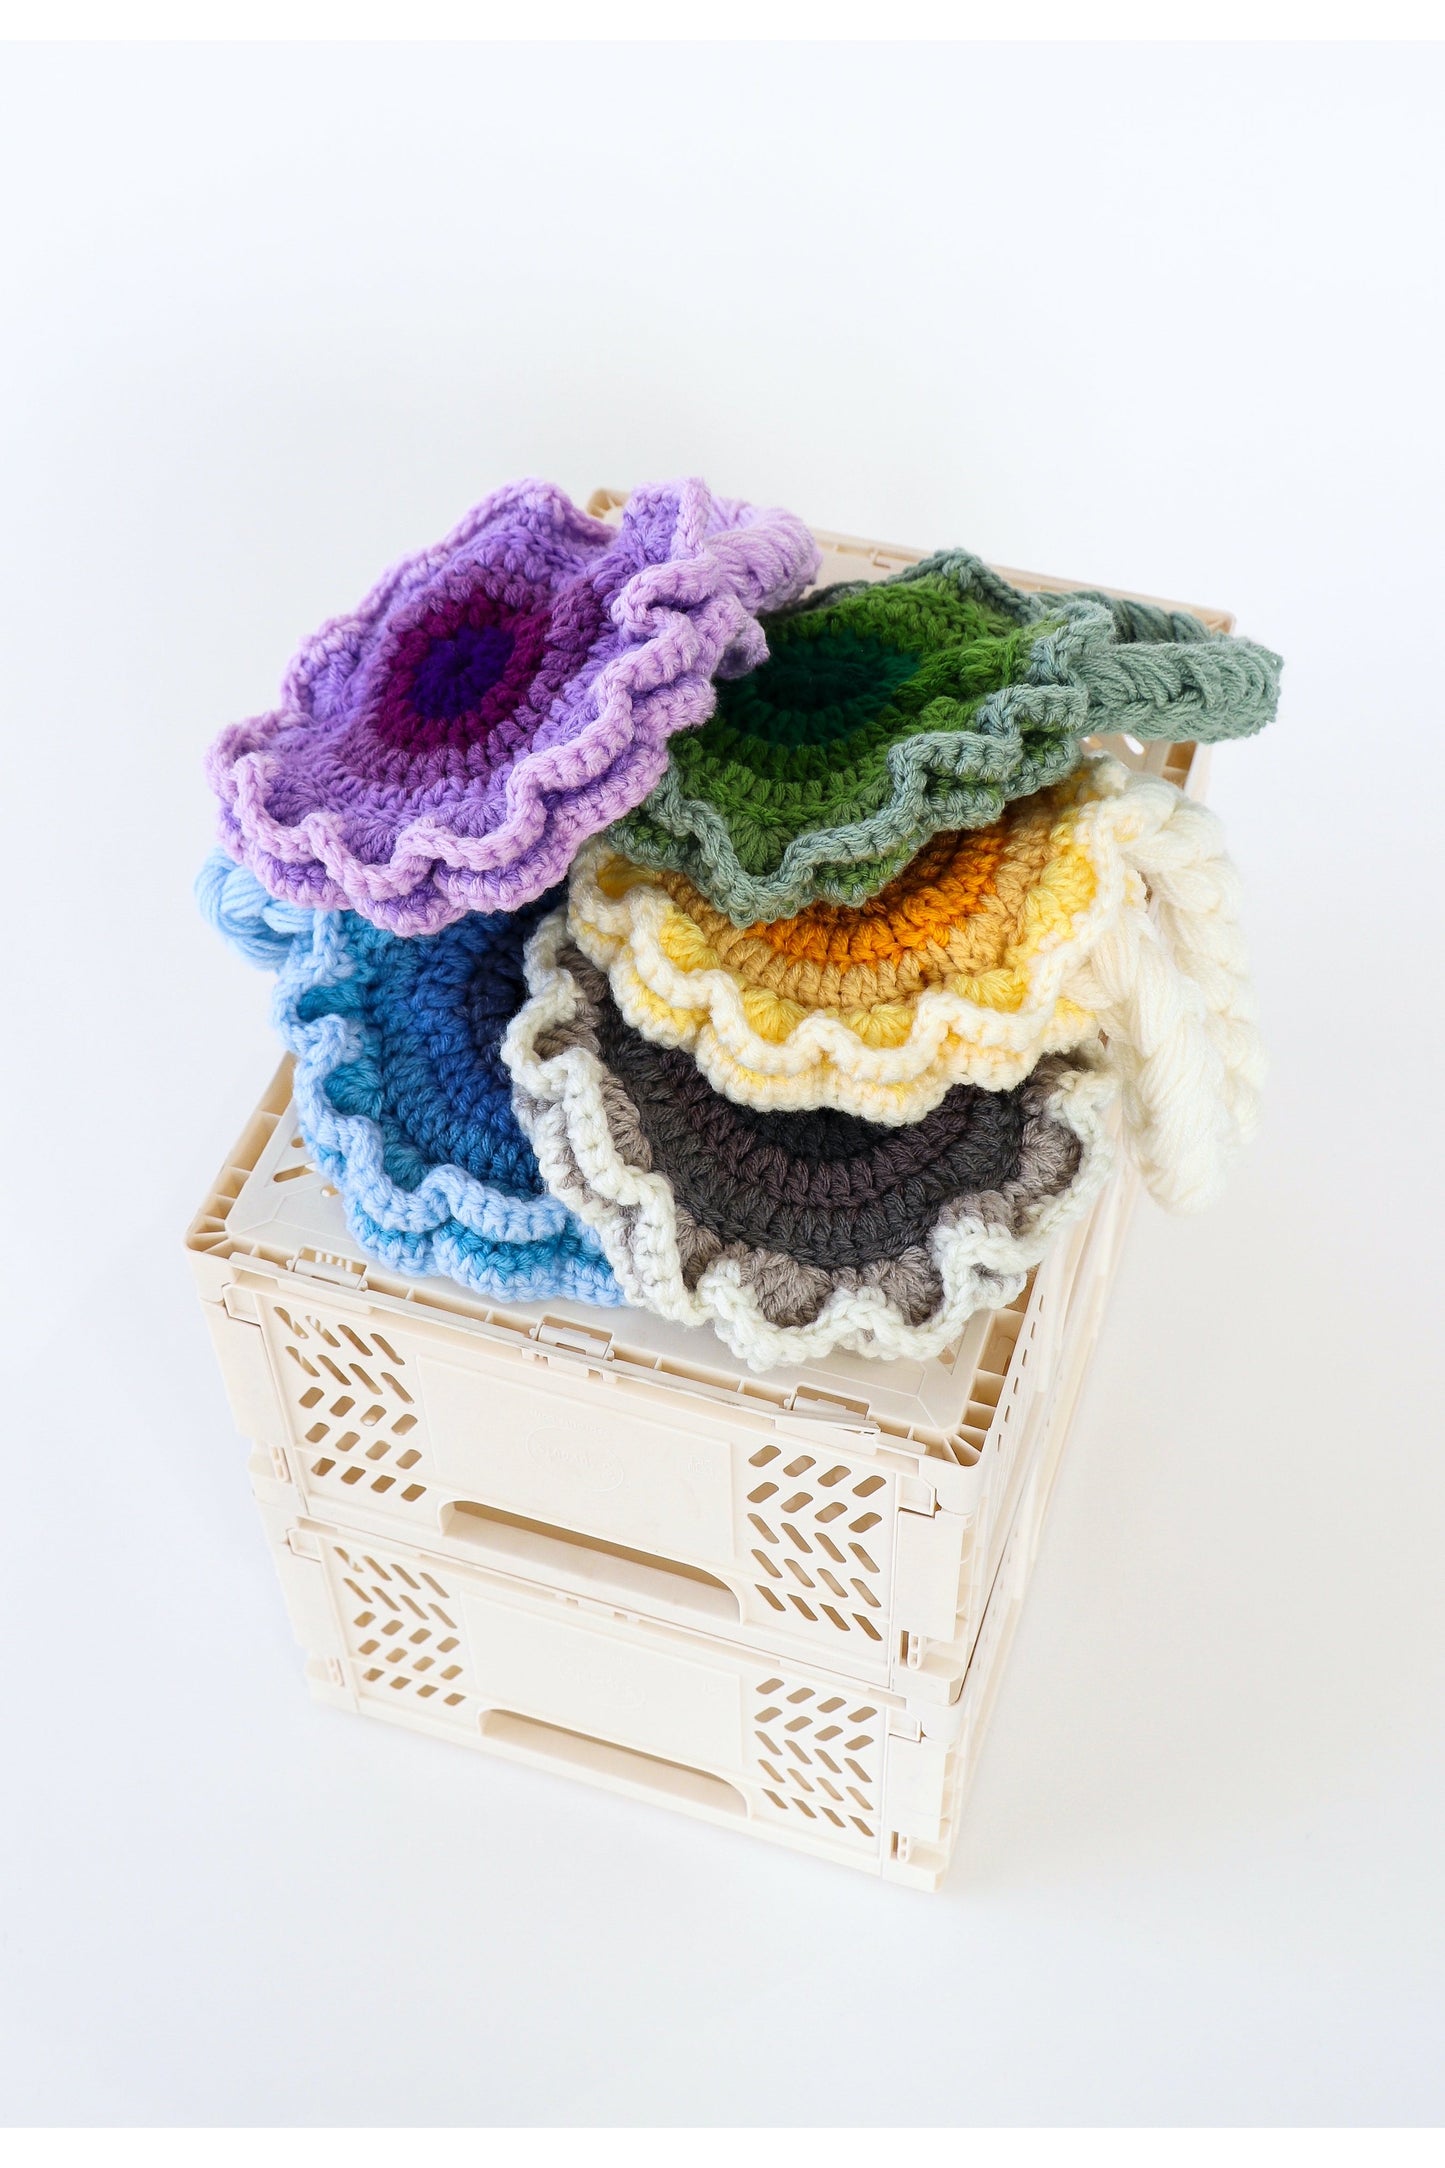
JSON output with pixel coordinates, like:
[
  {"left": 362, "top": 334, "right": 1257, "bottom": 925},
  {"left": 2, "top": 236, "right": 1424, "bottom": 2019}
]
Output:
[{"left": 2, "top": 40, "right": 1443, "bottom": 2127}]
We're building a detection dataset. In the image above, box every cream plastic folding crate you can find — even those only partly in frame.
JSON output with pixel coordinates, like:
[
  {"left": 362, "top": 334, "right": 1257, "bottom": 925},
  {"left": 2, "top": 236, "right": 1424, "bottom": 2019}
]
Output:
[
  {"left": 199, "top": 1082, "right": 1091, "bottom": 1702},
  {"left": 194, "top": 1107, "right": 1138, "bottom": 1887},
  {"left": 250, "top": 1188, "right": 1123, "bottom": 1890},
  {"left": 188, "top": 514, "right": 1221, "bottom": 1885}
]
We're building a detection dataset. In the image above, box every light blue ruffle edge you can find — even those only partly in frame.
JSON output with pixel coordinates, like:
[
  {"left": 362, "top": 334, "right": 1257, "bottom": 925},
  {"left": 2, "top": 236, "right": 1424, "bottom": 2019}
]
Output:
[{"left": 196, "top": 850, "right": 622, "bottom": 1305}]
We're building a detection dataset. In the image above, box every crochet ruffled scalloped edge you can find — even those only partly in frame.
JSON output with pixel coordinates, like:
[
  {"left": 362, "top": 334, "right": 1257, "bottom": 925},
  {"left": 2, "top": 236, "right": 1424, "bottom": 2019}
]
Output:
[
  {"left": 569, "top": 758, "right": 1140, "bottom": 1115},
  {"left": 207, "top": 479, "right": 821, "bottom": 936},
  {"left": 196, "top": 852, "right": 622, "bottom": 1304},
  {"left": 503, "top": 911, "right": 1115, "bottom": 1372},
  {"left": 608, "top": 551, "right": 1282, "bottom": 925},
  {"left": 573, "top": 758, "right": 1265, "bottom": 1213}
]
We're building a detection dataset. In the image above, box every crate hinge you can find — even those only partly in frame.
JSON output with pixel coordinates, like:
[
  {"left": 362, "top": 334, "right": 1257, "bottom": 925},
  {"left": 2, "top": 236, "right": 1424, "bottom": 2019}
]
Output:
[
  {"left": 523, "top": 1327, "right": 887, "bottom": 1443},
  {"left": 290, "top": 1250, "right": 369, "bottom": 1289},
  {"left": 535, "top": 1318, "right": 615, "bottom": 1362},
  {"left": 286, "top": 1525, "right": 323, "bottom": 1561},
  {"left": 782, "top": 1386, "right": 881, "bottom": 1444},
  {"left": 897, "top": 1474, "right": 937, "bottom": 1515},
  {"left": 222, "top": 1281, "right": 261, "bottom": 1324}
]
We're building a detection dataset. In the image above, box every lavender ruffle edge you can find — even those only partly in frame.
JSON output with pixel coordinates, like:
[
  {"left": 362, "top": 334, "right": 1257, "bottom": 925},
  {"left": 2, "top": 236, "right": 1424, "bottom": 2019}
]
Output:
[{"left": 206, "top": 478, "right": 819, "bottom": 935}]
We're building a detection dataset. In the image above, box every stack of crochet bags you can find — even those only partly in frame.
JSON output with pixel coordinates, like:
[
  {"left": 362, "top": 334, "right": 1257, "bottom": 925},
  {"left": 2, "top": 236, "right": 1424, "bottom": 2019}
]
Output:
[{"left": 200, "top": 479, "right": 1281, "bottom": 1373}]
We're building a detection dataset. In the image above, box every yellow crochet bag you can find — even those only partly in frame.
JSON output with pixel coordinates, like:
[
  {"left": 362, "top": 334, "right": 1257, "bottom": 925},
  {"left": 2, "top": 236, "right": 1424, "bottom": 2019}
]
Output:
[{"left": 567, "top": 756, "right": 1262, "bottom": 1212}]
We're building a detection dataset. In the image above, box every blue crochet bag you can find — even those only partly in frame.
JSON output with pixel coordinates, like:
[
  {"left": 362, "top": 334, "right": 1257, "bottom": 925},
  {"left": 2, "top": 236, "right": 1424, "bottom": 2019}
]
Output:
[{"left": 197, "top": 852, "right": 621, "bottom": 1305}]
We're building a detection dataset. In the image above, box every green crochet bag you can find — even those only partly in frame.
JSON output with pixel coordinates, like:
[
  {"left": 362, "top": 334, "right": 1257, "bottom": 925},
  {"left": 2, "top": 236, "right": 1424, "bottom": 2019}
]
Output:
[{"left": 607, "top": 551, "right": 1281, "bottom": 925}]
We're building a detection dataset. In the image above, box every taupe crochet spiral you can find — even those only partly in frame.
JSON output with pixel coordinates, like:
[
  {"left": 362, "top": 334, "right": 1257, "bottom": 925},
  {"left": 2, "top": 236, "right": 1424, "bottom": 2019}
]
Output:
[
  {"left": 592, "top": 991, "right": 1032, "bottom": 1268},
  {"left": 504, "top": 914, "right": 1113, "bottom": 1366}
]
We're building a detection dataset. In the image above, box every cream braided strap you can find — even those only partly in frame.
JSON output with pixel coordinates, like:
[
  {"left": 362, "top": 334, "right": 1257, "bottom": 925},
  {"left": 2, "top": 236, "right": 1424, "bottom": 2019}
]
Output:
[{"left": 1070, "top": 782, "right": 1264, "bottom": 1212}]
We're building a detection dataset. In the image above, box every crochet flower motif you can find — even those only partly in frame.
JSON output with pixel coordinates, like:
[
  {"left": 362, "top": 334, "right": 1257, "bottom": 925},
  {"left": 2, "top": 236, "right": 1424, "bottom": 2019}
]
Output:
[
  {"left": 207, "top": 479, "right": 819, "bottom": 935},
  {"left": 503, "top": 915, "right": 1113, "bottom": 1371},
  {"left": 609, "top": 551, "right": 1282, "bottom": 923},
  {"left": 197, "top": 853, "right": 620, "bottom": 1303},
  {"left": 570, "top": 758, "right": 1264, "bottom": 1212}
]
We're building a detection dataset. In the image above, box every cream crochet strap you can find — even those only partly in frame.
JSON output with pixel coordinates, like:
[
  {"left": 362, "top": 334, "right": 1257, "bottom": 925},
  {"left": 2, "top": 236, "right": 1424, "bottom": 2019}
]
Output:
[
  {"left": 503, "top": 913, "right": 1117, "bottom": 1373},
  {"left": 568, "top": 758, "right": 1263, "bottom": 1212}
]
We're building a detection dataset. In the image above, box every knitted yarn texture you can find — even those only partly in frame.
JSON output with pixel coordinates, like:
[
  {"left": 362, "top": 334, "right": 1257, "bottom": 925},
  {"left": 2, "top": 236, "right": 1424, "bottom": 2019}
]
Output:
[
  {"left": 503, "top": 916, "right": 1113, "bottom": 1371},
  {"left": 195, "top": 848, "right": 315, "bottom": 968},
  {"left": 198, "top": 855, "right": 620, "bottom": 1304},
  {"left": 595, "top": 997, "right": 1033, "bottom": 1269},
  {"left": 609, "top": 553, "right": 1281, "bottom": 924},
  {"left": 570, "top": 757, "right": 1264, "bottom": 1211},
  {"left": 207, "top": 478, "right": 819, "bottom": 935}
]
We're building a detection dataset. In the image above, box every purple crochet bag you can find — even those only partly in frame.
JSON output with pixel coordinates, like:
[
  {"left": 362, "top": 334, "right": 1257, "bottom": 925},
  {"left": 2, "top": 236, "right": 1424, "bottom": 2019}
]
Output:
[{"left": 207, "top": 479, "right": 818, "bottom": 934}]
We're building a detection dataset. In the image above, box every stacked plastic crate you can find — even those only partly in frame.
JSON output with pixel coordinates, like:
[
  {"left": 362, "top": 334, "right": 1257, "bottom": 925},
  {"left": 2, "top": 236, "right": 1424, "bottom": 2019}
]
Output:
[{"left": 188, "top": 525, "right": 1215, "bottom": 1886}]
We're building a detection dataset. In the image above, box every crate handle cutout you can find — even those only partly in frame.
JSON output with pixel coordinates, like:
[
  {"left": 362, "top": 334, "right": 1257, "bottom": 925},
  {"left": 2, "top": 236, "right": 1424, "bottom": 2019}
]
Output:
[
  {"left": 440, "top": 1501, "right": 741, "bottom": 1623},
  {"left": 479, "top": 1710, "right": 746, "bottom": 1817}
]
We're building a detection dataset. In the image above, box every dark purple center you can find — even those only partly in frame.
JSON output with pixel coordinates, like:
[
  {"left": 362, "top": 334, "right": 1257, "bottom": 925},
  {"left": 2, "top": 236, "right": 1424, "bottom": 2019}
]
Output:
[
  {"left": 363, "top": 566, "right": 604, "bottom": 760},
  {"left": 410, "top": 622, "right": 517, "bottom": 721}
]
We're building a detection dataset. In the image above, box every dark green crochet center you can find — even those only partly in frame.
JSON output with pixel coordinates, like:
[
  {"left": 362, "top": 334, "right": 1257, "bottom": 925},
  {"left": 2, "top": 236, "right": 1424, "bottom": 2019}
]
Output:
[
  {"left": 607, "top": 569, "right": 1080, "bottom": 902},
  {"left": 718, "top": 626, "right": 923, "bottom": 746},
  {"left": 692, "top": 582, "right": 1036, "bottom": 772}
]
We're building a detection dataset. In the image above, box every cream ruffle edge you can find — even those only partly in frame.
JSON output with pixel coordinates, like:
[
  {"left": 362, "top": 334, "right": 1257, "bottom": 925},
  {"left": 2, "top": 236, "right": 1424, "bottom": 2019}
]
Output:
[
  {"left": 568, "top": 758, "right": 1263, "bottom": 1210},
  {"left": 503, "top": 912, "right": 1116, "bottom": 1372}
]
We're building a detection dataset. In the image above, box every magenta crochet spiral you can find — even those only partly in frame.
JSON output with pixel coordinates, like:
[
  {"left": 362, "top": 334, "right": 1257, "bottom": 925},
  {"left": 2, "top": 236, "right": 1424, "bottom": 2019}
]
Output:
[{"left": 207, "top": 479, "right": 819, "bottom": 934}]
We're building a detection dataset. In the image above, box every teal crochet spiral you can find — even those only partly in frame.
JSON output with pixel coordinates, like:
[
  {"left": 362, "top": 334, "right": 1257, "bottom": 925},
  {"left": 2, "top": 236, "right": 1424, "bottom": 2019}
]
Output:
[{"left": 607, "top": 552, "right": 1282, "bottom": 925}]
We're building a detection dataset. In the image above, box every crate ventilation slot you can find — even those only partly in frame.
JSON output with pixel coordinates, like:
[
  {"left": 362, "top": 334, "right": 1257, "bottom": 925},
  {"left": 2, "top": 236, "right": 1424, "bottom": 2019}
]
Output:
[
  {"left": 441, "top": 1501, "right": 740, "bottom": 1622},
  {"left": 267, "top": 1131, "right": 337, "bottom": 1198},
  {"left": 750, "top": 1674, "right": 882, "bottom": 1844},
  {"left": 480, "top": 1711, "right": 745, "bottom": 1817},
  {"left": 272, "top": 1305, "right": 429, "bottom": 1511},
  {"left": 740, "top": 1446, "right": 890, "bottom": 1644},
  {"left": 330, "top": 1544, "right": 472, "bottom": 1714}
]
